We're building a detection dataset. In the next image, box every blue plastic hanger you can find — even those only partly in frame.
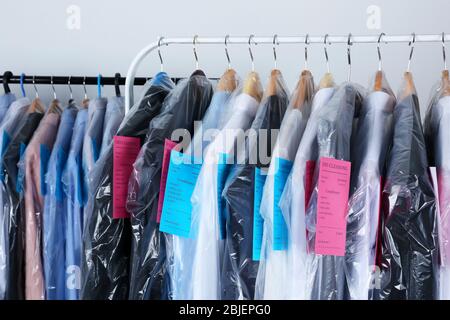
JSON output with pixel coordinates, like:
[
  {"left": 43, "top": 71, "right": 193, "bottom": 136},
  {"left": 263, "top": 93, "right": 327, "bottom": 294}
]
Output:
[
  {"left": 20, "top": 73, "right": 26, "bottom": 97},
  {"left": 97, "top": 74, "right": 102, "bottom": 98}
]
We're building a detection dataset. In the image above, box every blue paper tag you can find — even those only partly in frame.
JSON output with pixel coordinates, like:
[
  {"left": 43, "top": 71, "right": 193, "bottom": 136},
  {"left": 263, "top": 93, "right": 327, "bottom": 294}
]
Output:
[
  {"left": 217, "top": 153, "right": 231, "bottom": 240},
  {"left": 273, "top": 157, "right": 293, "bottom": 251},
  {"left": 160, "top": 151, "right": 202, "bottom": 238},
  {"left": 0, "top": 131, "right": 11, "bottom": 182},
  {"left": 40, "top": 144, "right": 51, "bottom": 196},
  {"left": 16, "top": 143, "right": 27, "bottom": 194},
  {"left": 253, "top": 167, "right": 267, "bottom": 261},
  {"left": 55, "top": 147, "right": 67, "bottom": 202}
]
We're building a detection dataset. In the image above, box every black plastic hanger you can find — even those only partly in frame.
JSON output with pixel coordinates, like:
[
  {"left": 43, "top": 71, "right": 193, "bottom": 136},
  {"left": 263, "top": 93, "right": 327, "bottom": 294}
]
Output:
[
  {"left": 2, "top": 71, "right": 13, "bottom": 94},
  {"left": 115, "top": 73, "right": 121, "bottom": 97}
]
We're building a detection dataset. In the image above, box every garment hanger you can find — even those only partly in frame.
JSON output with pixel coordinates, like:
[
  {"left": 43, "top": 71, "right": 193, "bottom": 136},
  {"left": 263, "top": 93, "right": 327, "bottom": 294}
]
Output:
[
  {"left": 28, "top": 75, "right": 46, "bottom": 113},
  {"left": 217, "top": 35, "right": 238, "bottom": 92},
  {"left": 2, "top": 71, "right": 12, "bottom": 94},
  {"left": 293, "top": 34, "right": 314, "bottom": 109},
  {"left": 47, "top": 76, "right": 62, "bottom": 114},
  {"left": 440, "top": 32, "right": 450, "bottom": 96},
  {"left": 319, "top": 34, "right": 335, "bottom": 89},
  {"left": 114, "top": 73, "right": 122, "bottom": 97},
  {"left": 97, "top": 74, "right": 103, "bottom": 98},
  {"left": 265, "top": 34, "right": 282, "bottom": 96},
  {"left": 191, "top": 35, "right": 205, "bottom": 77},
  {"left": 374, "top": 33, "right": 386, "bottom": 91},
  {"left": 401, "top": 33, "right": 417, "bottom": 100},
  {"left": 81, "top": 76, "right": 89, "bottom": 108},
  {"left": 243, "top": 34, "right": 263, "bottom": 102},
  {"left": 347, "top": 33, "right": 353, "bottom": 83},
  {"left": 68, "top": 76, "right": 74, "bottom": 104},
  {"left": 20, "top": 73, "right": 26, "bottom": 97}
]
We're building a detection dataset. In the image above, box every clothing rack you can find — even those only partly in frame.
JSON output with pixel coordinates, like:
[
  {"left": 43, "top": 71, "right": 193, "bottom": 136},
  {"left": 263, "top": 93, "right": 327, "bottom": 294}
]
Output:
[{"left": 125, "top": 33, "right": 450, "bottom": 111}]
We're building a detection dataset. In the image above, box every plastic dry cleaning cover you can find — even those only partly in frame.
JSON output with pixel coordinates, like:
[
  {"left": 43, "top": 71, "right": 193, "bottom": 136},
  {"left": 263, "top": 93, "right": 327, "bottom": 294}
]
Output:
[
  {"left": 166, "top": 81, "right": 242, "bottom": 300},
  {"left": 255, "top": 71, "right": 315, "bottom": 300},
  {"left": 424, "top": 74, "right": 450, "bottom": 300},
  {"left": 278, "top": 83, "right": 336, "bottom": 300},
  {"left": 303, "top": 83, "right": 364, "bottom": 300},
  {"left": 221, "top": 71, "right": 290, "bottom": 300},
  {"left": 343, "top": 72, "right": 395, "bottom": 300},
  {"left": 126, "top": 71, "right": 213, "bottom": 300},
  {"left": 81, "top": 73, "right": 175, "bottom": 300},
  {"left": 379, "top": 74, "right": 439, "bottom": 300}
]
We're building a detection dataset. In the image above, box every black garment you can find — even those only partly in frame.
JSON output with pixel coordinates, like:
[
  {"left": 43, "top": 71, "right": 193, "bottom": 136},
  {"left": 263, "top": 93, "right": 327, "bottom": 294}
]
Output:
[
  {"left": 221, "top": 92, "right": 288, "bottom": 300},
  {"left": 379, "top": 94, "right": 439, "bottom": 300},
  {"left": 81, "top": 74, "right": 174, "bottom": 300},
  {"left": 127, "top": 70, "right": 213, "bottom": 300},
  {"left": 305, "top": 83, "right": 363, "bottom": 300},
  {"left": 3, "top": 111, "right": 43, "bottom": 299}
]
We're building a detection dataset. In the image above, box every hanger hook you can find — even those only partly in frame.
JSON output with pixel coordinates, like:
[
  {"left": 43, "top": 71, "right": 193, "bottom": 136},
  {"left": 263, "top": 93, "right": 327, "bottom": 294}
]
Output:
[
  {"left": 32, "top": 76, "right": 39, "bottom": 98},
  {"left": 158, "top": 36, "right": 165, "bottom": 72},
  {"left": 68, "top": 76, "right": 73, "bottom": 100},
  {"left": 324, "top": 34, "right": 330, "bottom": 73},
  {"left": 442, "top": 32, "right": 447, "bottom": 71},
  {"left": 97, "top": 74, "right": 102, "bottom": 98},
  {"left": 304, "top": 34, "right": 310, "bottom": 70},
  {"left": 193, "top": 35, "right": 199, "bottom": 70},
  {"left": 83, "top": 76, "right": 88, "bottom": 100},
  {"left": 224, "top": 35, "right": 232, "bottom": 70},
  {"left": 407, "top": 33, "right": 416, "bottom": 72},
  {"left": 272, "top": 34, "right": 279, "bottom": 69},
  {"left": 377, "top": 33, "right": 386, "bottom": 71},
  {"left": 20, "top": 73, "right": 26, "bottom": 98},
  {"left": 51, "top": 76, "right": 57, "bottom": 100},
  {"left": 347, "top": 33, "right": 353, "bottom": 82},
  {"left": 248, "top": 34, "right": 256, "bottom": 72}
]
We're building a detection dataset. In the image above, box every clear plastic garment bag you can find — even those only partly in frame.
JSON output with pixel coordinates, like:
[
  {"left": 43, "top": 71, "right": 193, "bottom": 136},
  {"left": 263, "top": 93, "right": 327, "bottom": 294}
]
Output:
[
  {"left": 379, "top": 73, "right": 439, "bottom": 300},
  {"left": 221, "top": 70, "right": 289, "bottom": 300},
  {"left": 188, "top": 84, "right": 261, "bottom": 300},
  {"left": 304, "top": 83, "right": 364, "bottom": 300},
  {"left": 167, "top": 73, "right": 241, "bottom": 300},
  {"left": 0, "top": 97, "right": 30, "bottom": 300},
  {"left": 82, "top": 73, "right": 174, "bottom": 300},
  {"left": 255, "top": 70, "right": 315, "bottom": 300},
  {"left": 279, "top": 77, "right": 336, "bottom": 300},
  {"left": 423, "top": 71, "right": 450, "bottom": 300},
  {"left": 127, "top": 70, "right": 213, "bottom": 300},
  {"left": 344, "top": 72, "right": 395, "bottom": 300}
]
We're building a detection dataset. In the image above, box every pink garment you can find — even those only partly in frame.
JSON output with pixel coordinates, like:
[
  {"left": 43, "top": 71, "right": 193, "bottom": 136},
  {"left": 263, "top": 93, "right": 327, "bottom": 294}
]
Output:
[{"left": 24, "top": 112, "right": 60, "bottom": 300}]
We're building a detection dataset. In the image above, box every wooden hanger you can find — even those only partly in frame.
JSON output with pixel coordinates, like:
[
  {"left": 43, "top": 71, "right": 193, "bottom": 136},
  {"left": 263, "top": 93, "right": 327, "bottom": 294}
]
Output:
[
  {"left": 47, "top": 99, "right": 62, "bottom": 114},
  {"left": 243, "top": 71, "right": 263, "bottom": 102},
  {"left": 217, "top": 69, "right": 237, "bottom": 92},
  {"left": 441, "top": 70, "right": 450, "bottom": 96},
  {"left": 28, "top": 97, "right": 45, "bottom": 114},
  {"left": 265, "top": 69, "right": 281, "bottom": 96},
  {"left": 81, "top": 98, "right": 90, "bottom": 109},
  {"left": 293, "top": 70, "right": 314, "bottom": 109},
  {"left": 400, "top": 71, "right": 416, "bottom": 100},
  {"left": 318, "top": 72, "right": 335, "bottom": 89},
  {"left": 374, "top": 70, "right": 384, "bottom": 92}
]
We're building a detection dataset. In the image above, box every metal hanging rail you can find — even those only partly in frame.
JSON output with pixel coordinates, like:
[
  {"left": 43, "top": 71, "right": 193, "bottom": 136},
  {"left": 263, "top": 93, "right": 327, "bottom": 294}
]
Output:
[{"left": 125, "top": 34, "right": 450, "bottom": 111}]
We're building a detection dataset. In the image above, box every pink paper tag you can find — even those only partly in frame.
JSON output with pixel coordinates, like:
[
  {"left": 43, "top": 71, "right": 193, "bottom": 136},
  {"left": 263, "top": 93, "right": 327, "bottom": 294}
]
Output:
[
  {"left": 157, "top": 139, "right": 179, "bottom": 223},
  {"left": 315, "top": 157, "right": 351, "bottom": 256},
  {"left": 113, "top": 136, "right": 141, "bottom": 219}
]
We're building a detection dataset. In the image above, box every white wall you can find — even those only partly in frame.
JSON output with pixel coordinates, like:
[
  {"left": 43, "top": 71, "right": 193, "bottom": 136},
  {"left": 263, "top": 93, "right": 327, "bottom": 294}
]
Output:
[{"left": 1, "top": 0, "right": 449, "bottom": 112}]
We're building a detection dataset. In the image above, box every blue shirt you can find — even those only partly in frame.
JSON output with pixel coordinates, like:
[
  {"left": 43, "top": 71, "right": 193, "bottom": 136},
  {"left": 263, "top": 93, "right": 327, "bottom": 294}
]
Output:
[
  {"left": 43, "top": 103, "right": 78, "bottom": 300},
  {"left": 62, "top": 108, "right": 88, "bottom": 300}
]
